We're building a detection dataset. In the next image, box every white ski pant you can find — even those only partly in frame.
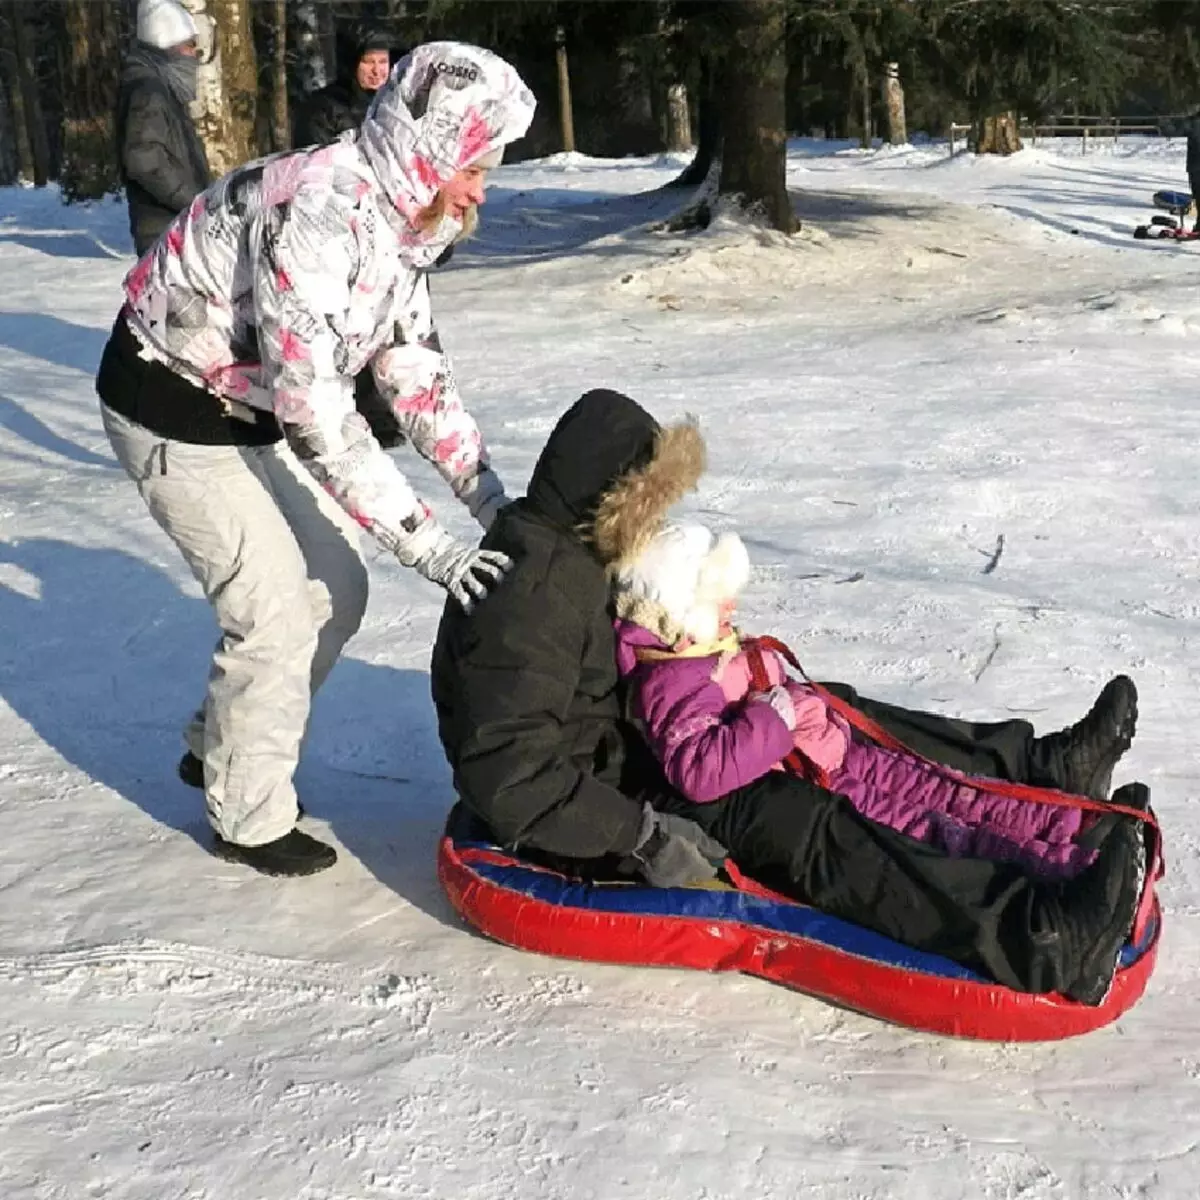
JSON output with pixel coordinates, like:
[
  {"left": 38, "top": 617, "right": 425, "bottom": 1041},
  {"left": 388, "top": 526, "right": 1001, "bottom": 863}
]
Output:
[{"left": 102, "top": 406, "right": 369, "bottom": 845}]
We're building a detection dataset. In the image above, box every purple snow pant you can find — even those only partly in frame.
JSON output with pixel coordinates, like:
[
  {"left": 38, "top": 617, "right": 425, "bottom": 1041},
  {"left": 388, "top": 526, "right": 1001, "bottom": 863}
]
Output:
[{"left": 830, "top": 735, "right": 1096, "bottom": 881}]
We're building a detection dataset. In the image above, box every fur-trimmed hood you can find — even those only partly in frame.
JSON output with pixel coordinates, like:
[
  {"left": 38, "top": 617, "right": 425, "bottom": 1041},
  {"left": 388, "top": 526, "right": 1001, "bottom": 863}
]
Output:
[{"left": 524, "top": 389, "right": 705, "bottom": 563}]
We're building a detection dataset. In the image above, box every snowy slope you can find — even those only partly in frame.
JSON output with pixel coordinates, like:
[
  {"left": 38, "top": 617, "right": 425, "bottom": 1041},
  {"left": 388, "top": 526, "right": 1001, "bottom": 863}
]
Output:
[{"left": 1, "top": 138, "right": 1198, "bottom": 1200}]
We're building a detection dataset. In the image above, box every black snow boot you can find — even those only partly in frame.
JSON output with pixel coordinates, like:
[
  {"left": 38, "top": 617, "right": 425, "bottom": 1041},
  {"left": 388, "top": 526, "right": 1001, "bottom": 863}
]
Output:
[
  {"left": 212, "top": 828, "right": 337, "bottom": 877},
  {"left": 178, "top": 750, "right": 205, "bottom": 788},
  {"left": 180, "top": 751, "right": 305, "bottom": 818},
  {"left": 1109, "top": 781, "right": 1151, "bottom": 812},
  {"left": 1032, "top": 675, "right": 1138, "bottom": 800},
  {"left": 1052, "top": 817, "right": 1146, "bottom": 1005}
]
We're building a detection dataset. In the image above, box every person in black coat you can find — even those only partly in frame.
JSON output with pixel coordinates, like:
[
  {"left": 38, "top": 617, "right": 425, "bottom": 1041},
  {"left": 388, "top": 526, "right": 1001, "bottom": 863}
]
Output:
[
  {"left": 117, "top": 0, "right": 211, "bottom": 257},
  {"left": 431, "top": 389, "right": 1148, "bottom": 1005},
  {"left": 295, "top": 27, "right": 392, "bottom": 149},
  {"left": 1186, "top": 108, "right": 1200, "bottom": 232},
  {"left": 295, "top": 26, "right": 457, "bottom": 450},
  {"left": 297, "top": 27, "right": 400, "bottom": 448}
]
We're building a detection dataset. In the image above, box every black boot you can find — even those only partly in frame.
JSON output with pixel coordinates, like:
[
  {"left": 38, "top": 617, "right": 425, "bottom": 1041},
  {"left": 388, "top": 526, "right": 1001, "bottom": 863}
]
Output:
[
  {"left": 212, "top": 828, "right": 337, "bottom": 876},
  {"left": 179, "top": 751, "right": 306, "bottom": 818},
  {"left": 1052, "top": 816, "right": 1146, "bottom": 1005},
  {"left": 1109, "top": 781, "right": 1151, "bottom": 812},
  {"left": 1033, "top": 676, "right": 1138, "bottom": 800},
  {"left": 178, "top": 750, "right": 205, "bottom": 788}
]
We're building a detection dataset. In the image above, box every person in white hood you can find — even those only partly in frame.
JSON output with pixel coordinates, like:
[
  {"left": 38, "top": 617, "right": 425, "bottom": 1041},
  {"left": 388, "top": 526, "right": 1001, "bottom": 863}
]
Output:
[
  {"left": 94, "top": 43, "right": 536, "bottom": 877},
  {"left": 117, "top": 0, "right": 209, "bottom": 255}
]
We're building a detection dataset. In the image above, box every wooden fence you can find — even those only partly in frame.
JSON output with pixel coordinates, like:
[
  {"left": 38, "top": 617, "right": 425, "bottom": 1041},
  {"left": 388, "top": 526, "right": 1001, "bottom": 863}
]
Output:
[{"left": 948, "top": 115, "right": 1189, "bottom": 156}]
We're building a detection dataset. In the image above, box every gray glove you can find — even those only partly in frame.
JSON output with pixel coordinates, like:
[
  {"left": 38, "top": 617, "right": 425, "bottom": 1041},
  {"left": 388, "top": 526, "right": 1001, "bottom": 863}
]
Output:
[
  {"left": 627, "top": 804, "right": 728, "bottom": 889},
  {"left": 395, "top": 516, "right": 511, "bottom": 612}
]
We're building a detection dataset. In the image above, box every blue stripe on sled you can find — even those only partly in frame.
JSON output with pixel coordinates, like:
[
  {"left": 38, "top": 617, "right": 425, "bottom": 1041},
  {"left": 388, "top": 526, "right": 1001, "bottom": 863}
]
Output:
[{"left": 463, "top": 848, "right": 1156, "bottom": 982}]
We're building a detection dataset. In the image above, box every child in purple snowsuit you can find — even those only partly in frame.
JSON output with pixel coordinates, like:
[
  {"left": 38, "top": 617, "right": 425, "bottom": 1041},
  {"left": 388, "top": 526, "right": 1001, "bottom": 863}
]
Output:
[{"left": 612, "top": 523, "right": 1105, "bottom": 881}]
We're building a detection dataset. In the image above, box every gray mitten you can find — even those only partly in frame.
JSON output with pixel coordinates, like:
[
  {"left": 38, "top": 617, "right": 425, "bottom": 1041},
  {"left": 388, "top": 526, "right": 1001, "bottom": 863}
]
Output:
[{"left": 628, "top": 804, "right": 728, "bottom": 888}]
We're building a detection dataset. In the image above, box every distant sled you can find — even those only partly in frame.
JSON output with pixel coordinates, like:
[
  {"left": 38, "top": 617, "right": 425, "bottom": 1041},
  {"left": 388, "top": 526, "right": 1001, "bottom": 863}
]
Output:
[
  {"left": 439, "top": 801, "right": 1162, "bottom": 1043},
  {"left": 1134, "top": 190, "right": 1199, "bottom": 241}
]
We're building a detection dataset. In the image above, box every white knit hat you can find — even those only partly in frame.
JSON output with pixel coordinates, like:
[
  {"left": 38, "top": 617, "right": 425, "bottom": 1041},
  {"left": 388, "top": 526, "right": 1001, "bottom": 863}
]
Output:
[
  {"left": 137, "top": 0, "right": 197, "bottom": 50},
  {"left": 613, "top": 522, "right": 750, "bottom": 646}
]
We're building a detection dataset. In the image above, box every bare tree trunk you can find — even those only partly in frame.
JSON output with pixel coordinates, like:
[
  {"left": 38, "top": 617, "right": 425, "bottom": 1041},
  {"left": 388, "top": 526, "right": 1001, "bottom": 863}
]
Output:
[
  {"left": 289, "top": 0, "right": 326, "bottom": 94},
  {"left": 180, "top": 0, "right": 257, "bottom": 177},
  {"left": 860, "top": 68, "right": 872, "bottom": 149},
  {"left": 555, "top": 25, "right": 575, "bottom": 154},
  {"left": 666, "top": 84, "right": 692, "bottom": 151},
  {"left": 271, "top": 0, "right": 288, "bottom": 152},
  {"left": 0, "top": 68, "right": 16, "bottom": 183},
  {"left": 0, "top": 10, "right": 32, "bottom": 184},
  {"left": 317, "top": 2, "right": 336, "bottom": 85},
  {"left": 60, "top": 0, "right": 123, "bottom": 201},
  {"left": 718, "top": 0, "right": 796, "bottom": 233},
  {"left": 653, "top": 6, "right": 691, "bottom": 153},
  {"left": 882, "top": 61, "right": 907, "bottom": 145},
  {"left": 974, "top": 111, "right": 1022, "bottom": 155},
  {"left": 0, "top": 59, "right": 17, "bottom": 182},
  {"left": 669, "top": 52, "right": 719, "bottom": 188},
  {"left": 4, "top": 0, "right": 50, "bottom": 185}
]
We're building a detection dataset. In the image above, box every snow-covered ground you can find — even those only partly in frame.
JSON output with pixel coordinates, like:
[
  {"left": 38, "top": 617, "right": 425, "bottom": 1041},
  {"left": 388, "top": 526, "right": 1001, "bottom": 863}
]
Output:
[{"left": 2, "top": 137, "right": 1199, "bottom": 1199}]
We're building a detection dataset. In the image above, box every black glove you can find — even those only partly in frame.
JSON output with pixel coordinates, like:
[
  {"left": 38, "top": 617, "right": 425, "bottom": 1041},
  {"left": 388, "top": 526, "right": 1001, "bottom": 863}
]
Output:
[{"left": 626, "top": 804, "right": 727, "bottom": 889}]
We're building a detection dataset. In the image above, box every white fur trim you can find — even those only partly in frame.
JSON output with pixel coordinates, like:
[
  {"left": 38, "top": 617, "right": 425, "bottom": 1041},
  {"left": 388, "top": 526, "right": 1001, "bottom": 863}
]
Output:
[
  {"left": 137, "top": 0, "right": 197, "bottom": 48},
  {"left": 611, "top": 593, "right": 686, "bottom": 647}
]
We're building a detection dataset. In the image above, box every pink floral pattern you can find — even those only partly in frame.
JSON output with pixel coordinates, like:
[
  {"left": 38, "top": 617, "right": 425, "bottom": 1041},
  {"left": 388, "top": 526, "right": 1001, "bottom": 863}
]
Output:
[
  {"left": 457, "top": 108, "right": 492, "bottom": 167},
  {"left": 394, "top": 384, "right": 439, "bottom": 415},
  {"left": 125, "top": 254, "right": 153, "bottom": 303},
  {"left": 278, "top": 328, "right": 309, "bottom": 363},
  {"left": 117, "top": 41, "right": 534, "bottom": 557}
]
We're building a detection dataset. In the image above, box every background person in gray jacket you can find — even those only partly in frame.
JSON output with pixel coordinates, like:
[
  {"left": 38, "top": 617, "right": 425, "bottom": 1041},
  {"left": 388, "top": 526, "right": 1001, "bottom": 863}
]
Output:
[{"left": 117, "top": 0, "right": 211, "bottom": 257}]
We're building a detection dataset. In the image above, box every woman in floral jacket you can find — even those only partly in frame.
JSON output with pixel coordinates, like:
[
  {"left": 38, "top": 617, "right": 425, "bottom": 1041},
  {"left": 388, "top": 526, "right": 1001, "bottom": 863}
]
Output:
[{"left": 95, "top": 43, "right": 535, "bottom": 876}]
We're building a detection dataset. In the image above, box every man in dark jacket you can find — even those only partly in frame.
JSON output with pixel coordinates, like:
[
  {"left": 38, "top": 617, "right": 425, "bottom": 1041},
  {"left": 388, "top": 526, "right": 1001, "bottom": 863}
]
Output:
[
  {"left": 296, "top": 27, "right": 392, "bottom": 149},
  {"left": 432, "top": 389, "right": 1148, "bottom": 1005},
  {"left": 117, "top": 0, "right": 211, "bottom": 257},
  {"left": 1186, "top": 108, "right": 1200, "bottom": 232},
  {"left": 295, "top": 26, "right": 449, "bottom": 450}
]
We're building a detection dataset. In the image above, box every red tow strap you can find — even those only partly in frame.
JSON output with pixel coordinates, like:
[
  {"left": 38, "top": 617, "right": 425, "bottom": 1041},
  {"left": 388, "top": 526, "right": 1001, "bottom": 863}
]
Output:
[{"left": 742, "top": 635, "right": 1163, "bottom": 939}]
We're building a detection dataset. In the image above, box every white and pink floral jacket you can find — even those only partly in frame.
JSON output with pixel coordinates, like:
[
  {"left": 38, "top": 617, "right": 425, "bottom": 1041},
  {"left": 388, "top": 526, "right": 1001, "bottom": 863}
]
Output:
[{"left": 121, "top": 42, "right": 535, "bottom": 552}]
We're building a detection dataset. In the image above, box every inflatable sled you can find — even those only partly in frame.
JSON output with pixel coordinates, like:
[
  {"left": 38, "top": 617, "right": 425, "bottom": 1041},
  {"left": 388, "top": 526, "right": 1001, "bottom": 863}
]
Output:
[
  {"left": 439, "top": 638, "right": 1163, "bottom": 1041},
  {"left": 1134, "top": 189, "right": 1199, "bottom": 241},
  {"left": 439, "top": 806, "right": 1162, "bottom": 1043}
]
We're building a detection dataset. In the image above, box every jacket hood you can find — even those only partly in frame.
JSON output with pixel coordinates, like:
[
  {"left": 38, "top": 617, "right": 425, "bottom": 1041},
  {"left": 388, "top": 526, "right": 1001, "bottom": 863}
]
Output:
[
  {"left": 333, "top": 24, "right": 394, "bottom": 89},
  {"left": 359, "top": 41, "right": 535, "bottom": 267},
  {"left": 525, "top": 389, "right": 706, "bottom": 565},
  {"left": 136, "top": 0, "right": 196, "bottom": 50}
]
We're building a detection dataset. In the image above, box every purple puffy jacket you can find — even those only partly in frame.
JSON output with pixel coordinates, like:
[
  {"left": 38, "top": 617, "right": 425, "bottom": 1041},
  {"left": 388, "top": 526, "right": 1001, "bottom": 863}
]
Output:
[{"left": 614, "top": 620, "right": 1098, "bottom": 881}]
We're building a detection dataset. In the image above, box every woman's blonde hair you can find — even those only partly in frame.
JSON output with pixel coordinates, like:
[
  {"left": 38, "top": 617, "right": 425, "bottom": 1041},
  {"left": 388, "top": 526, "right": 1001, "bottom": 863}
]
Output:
[{"left": 416, "top": 193, "right": 478, "bottom": 242}]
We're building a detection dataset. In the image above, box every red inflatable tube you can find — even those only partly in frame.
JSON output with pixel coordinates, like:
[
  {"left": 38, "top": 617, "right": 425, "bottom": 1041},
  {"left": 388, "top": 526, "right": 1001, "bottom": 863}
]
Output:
[{"left": 438, "top": 837, "right": 1160, "bottom": 1042}]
